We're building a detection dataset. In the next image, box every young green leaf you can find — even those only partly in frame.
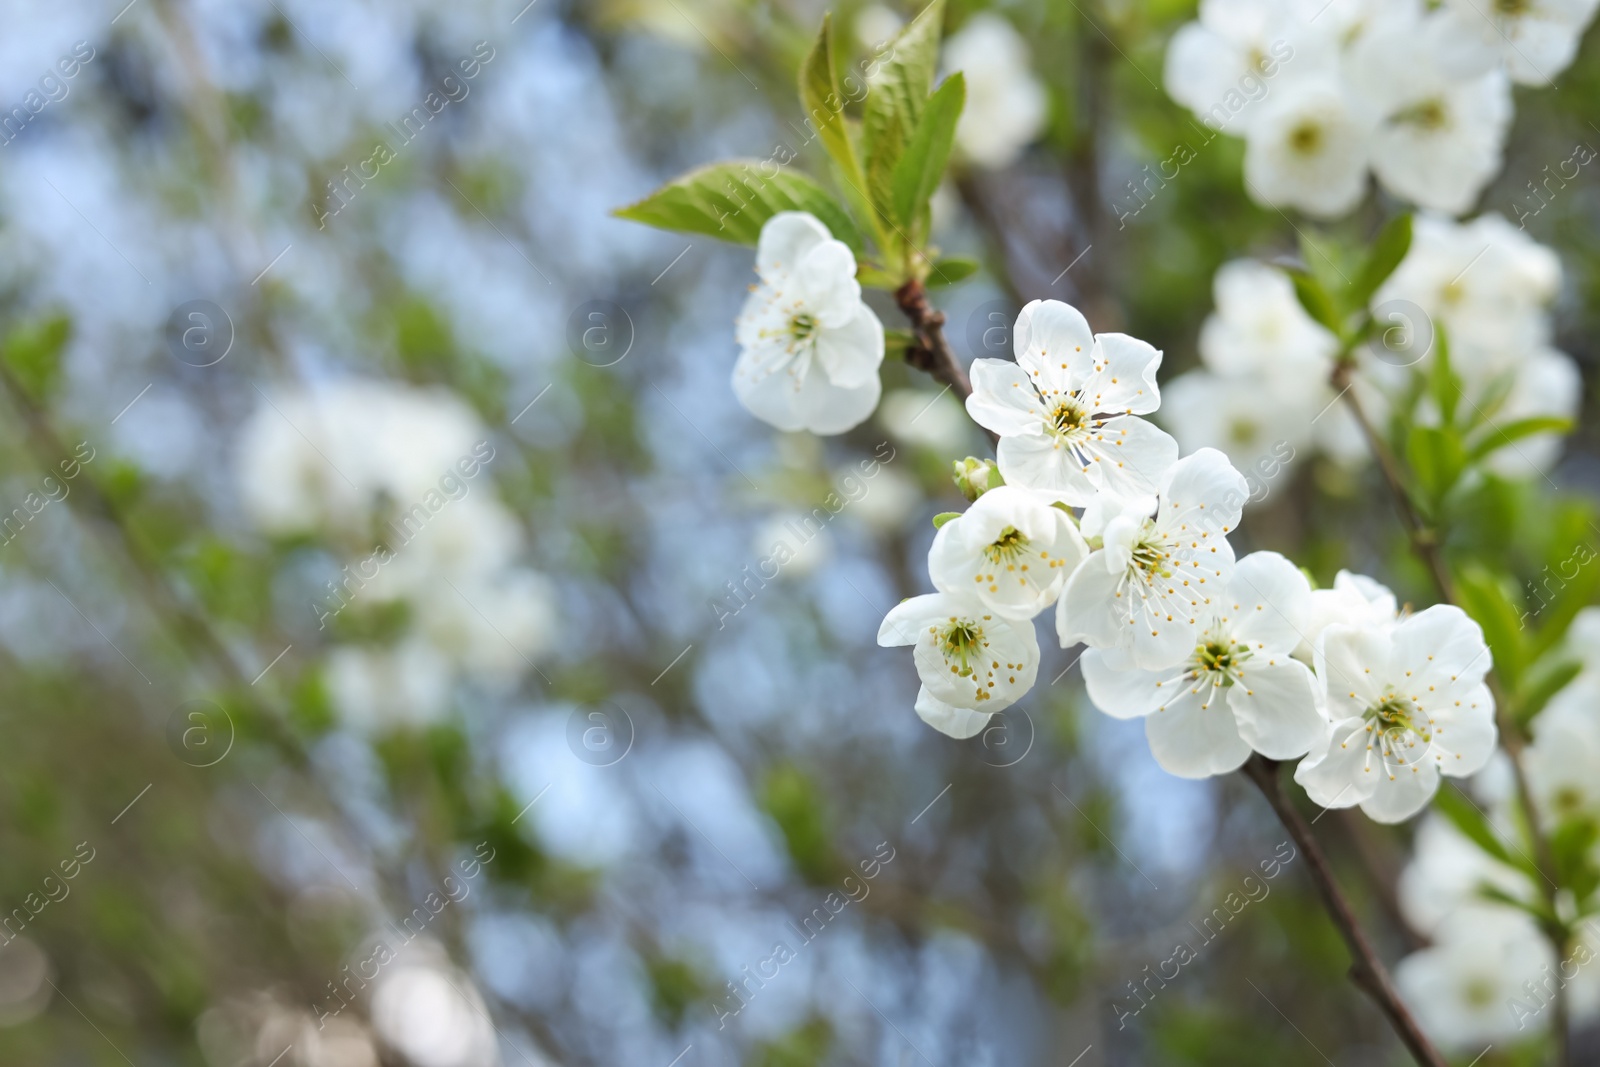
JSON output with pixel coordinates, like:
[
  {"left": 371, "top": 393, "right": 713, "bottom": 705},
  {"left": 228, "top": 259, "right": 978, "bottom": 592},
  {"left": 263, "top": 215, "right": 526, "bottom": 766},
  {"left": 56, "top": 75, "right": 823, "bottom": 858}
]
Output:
[
  {"left": 614, "top": 161, "right": 864, "bottom": 250},
  {"left": 890, "top": 72, "right": 964, "bottom": 228},
  {"left": 798, "top": 15, "right": 865, "bottom": 198},
  {"left": 1428, "top": 323, "right": 1460, "bottom": 429},
  {"left": 1432, "top": 783, "right": 1530, "bottom": 875},
  {"left": 1352, "top": 213, "right": 1413, "bottom": 307},
  {"left": 1454, "top": 565, "right": 1528, "bottom": 690},
  {"left": 1404, "top": 424, "right": 1465, "bottom": 506},
  {"left": 927, "top": 255, "right": 979, "bottom": 288},
  {"left": 932, "top": 511, "right": 961, "bottom": 528},
  {"left": 861, "top": 0, "right": 946, "bottom": 232},
  {"left": 1288, "top": 268, "right": 1341, "bottom": 335},
  {"left": 1465, "top": 416, "right": 1575, "bottom": 464},
  {"left": 1515, "top": 656, "right": 1582, "bottom": 728}
]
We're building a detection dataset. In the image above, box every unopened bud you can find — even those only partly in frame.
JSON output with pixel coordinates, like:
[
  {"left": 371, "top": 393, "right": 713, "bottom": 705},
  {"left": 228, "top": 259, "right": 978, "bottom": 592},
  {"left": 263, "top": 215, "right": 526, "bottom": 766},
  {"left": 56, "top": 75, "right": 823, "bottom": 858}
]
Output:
[{"left": 952, "top": 457, "right": 1001, "bottom": 501}]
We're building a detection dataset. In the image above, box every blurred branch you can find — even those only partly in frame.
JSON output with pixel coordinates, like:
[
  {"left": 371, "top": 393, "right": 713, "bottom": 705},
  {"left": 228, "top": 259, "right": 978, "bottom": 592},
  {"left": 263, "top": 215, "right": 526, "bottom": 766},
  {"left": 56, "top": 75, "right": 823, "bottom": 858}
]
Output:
[{"left": 1241, "top": 755, "right": 1448, "bottom": 1067}]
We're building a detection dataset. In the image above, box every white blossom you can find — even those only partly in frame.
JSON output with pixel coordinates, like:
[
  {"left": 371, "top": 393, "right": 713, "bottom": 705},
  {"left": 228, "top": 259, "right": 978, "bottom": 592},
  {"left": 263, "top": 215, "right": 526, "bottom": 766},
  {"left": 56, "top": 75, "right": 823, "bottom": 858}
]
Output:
[
  {"left": 1295, "top": 604, "right": 1498, "bottom": 823},
  {"left": 1082, "top": 550, "right": 1324, "bottom": 778},
  {"left": 943, "top": 13, "right": 1048, "bottom": 169},
  {"left": 733, "top": 212, "right": 885, "bottom": 435},
  {"left": 1294, "top": 569, "right": 1400, "bottom": 661},
  {"left": 1395, "top": 910, "right": 1556, "bottom": 1048},
  {"left": 878, "top": 592, "right": 1040, "bottom": 738},
  {"left": 965, "top": 299, "right": 1179, "bottom": 506},
  {"left": 928, "top": 485, "right": 1089, "bottom": 620},
  {"left": 1057, "top": 448, "right": 1248, "bottom": 670},
  {"left": 1431, "top": 0, "right": 1600, "bottom": 86},
  {"left": 1243, "top": 78, "right": 1370, "bottom": 217}
]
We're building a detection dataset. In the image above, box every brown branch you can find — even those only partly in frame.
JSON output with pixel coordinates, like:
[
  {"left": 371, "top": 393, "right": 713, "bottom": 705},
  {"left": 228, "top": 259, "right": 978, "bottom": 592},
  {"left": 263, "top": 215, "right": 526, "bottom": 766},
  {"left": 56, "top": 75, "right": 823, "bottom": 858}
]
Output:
[
  {"left": 893, "top": 277, "right": 1001, "bottom": 450},
  {"left": 1241, "top": 755, "right": 1448, "bottom": 1067}
]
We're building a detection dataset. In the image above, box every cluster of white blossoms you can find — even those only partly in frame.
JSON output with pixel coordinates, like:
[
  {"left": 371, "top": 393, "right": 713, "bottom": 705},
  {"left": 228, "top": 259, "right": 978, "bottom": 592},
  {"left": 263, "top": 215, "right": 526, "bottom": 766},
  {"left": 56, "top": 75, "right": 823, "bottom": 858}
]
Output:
[
  {"left": 875, "top": 297, "right": 1498, "bottom": 819},
  {"left": 237, "top": 380, "right": 555, "bottom": 729},
  {"left": 1165, "top": 214, "right": 1578, "bottom": 479},
  {"left": 1162, "top": 258, "right": 1363, "bottom": 474},
  {"left": 1165, "top": 0, "right": 1599, "bottom": 217}
]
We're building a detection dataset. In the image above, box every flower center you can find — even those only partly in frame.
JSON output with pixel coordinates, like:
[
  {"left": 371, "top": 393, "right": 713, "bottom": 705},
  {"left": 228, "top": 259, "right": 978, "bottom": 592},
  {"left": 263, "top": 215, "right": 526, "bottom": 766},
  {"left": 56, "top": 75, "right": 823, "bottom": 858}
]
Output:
[
  {"left": 1049, "top": 398, "right": 1090, "bottom": 437},
  {"left": 939, "top": 619, "right": 986, "bottom": 679},
  {"left": 789, "top": 313, "right": 817, "bottom": 342},
  {"left": 1462, "top": 976, "right": 1498, "bottom": 1009},
  {"left": 1552, "top": 785, "right": 1585, "bottom": 813},
  {"left": 1288, "top": 121, "right": 1322, "bottom": 154},
  {"left": 1130, "top": 536, "right": 1171, "bottom": 578},
  {"left": 982, "top": 526, "right": 1031, "bottom": 566},
  {"left": 1394, "top": 98, "right": 1449, "bottom": 130},
  {"left": 1191, "top": 629, "right": 1251, "bottom": 686},
  {"left": 1365, "top": 691, "right": 1431, "bottom": 742},
  {"left": 1494, "top": 0, "right": 1530, "bottom": 15}
]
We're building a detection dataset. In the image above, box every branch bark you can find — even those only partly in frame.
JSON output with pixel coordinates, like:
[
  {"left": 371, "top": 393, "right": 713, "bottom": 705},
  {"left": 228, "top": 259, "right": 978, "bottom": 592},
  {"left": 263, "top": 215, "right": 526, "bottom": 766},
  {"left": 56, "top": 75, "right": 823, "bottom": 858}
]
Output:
[
  {"left": 1241, "top": 755, "right": 1449, "bottom": 1067},
  {"left": 894, "top": 277, "right": 1000, "bottom": 447}
]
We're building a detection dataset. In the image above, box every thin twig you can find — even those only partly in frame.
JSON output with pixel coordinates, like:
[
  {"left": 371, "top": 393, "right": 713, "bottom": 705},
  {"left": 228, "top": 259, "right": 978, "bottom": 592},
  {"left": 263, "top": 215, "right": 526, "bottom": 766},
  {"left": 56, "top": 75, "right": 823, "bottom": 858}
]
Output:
[
  {"left": 893, "top": 277, "right": 1000, "bottom": 449},
  {"left": 1241, "top": 755, "right": 1448, "bottom": 1067}
]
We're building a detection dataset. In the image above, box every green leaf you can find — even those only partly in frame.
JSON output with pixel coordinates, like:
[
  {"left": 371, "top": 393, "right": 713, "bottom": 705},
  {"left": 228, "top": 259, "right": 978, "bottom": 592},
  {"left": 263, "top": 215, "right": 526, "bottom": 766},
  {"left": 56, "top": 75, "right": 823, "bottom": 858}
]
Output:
[
  {"left": 932, "top": 511, "right": 960, "bottom": 528},
  {"left": 1288, "top": 269, "right": 1341, "bottom": 335},
  {"left": 614, "top": 161, "right": 864, "bottom": 250},
  {"left": 2, "top": 313, "right": 72, "bottom": 404},
  {"left": 1455, "top": 565, "right": 1528, "bottom": 690},
  {"left": 927, "top": 256, "right": 979, "bottom": 288},
  {"left": 1352, "top": 213, "right": 1412, "bottom": 307},
  {"left": 1404, "top": 424, "right": 1465, "bottom": 505},
  {"left": 890, "top": 72, "right": 964, "bottom": 228},
  {"left": 1466, "top": 416, "right": 1574, "bottom": 464},
  {"left": 798, "top": 14, "right": 861, "bottom": 190},
  {"left": 1433, "top": 784, "right": 1531, "bottom": 875},
  {"left": 1549, "top": 817, "right": 1600, "bottom": 905},
  {"left": 1468, "top": 368, "right": 1518, "bottom": 428},
  {"left": 861, "top": 0, "right": 946, "bottom": 233},
  {"left": 1427, "top": 323, "right": 1460, "bottom": 429},
  {"left": 1516, "top": 656, "right": 1582, "bottom": 728}
]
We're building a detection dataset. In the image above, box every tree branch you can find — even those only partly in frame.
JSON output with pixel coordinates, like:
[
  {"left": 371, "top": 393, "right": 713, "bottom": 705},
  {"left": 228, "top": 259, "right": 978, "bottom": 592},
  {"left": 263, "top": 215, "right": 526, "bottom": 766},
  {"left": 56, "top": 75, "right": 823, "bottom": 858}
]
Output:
[
  {"left": 894, "top": 277, "right": 1000, "bottom": 448},
  {"left": 1241, "top": 755, "right": 1448, "bottom": 1067}
]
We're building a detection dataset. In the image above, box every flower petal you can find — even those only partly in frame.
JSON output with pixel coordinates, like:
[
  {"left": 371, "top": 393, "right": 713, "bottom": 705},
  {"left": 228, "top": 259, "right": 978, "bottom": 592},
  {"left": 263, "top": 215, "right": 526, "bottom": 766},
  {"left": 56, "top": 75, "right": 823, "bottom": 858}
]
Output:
[
  {"left": 1293, "top": 717, "right": 1376, "bottom": 809},
  {"left": 1227, "top": 550, "right": 1312, "bottom": 653},
  {"left": 1144, "top": 675, "right": 1252, "bottom": 778},
  {"left": 1078, "top": 414, "right": 1180, "bottom": 502},
  {"left": 1081, "top": 646, "right": 1179, "bottom": 719},
  {"left": 1426, "top": 683, "right": 1497, "bottom": 778},
  {"left": 757, "top": 212, "right": 831, "bottom": 280},
  {"left": 1082, "top": 332, "right": 1163, "bottom": 415},
  {"left": 878, "top": 593, "right": 949, "bottom": 647},
  {"left": 966, "top": 358, "right": 1046, "bottom": 437},
  {"left": 813, "top": 305, "right": 885, "bottom": 388},
  {"left": 1315, "top": 623, "right": 1391, "bottom": 720},
  {"left": 914, "top": 686, "right": 993, "bottom": 739},
  {"left": 1359, "top": 757, "right": 1441, "bottom": 824},
  {"left": 1229, "top": 658, "right": 1323, "bottom": 759}
]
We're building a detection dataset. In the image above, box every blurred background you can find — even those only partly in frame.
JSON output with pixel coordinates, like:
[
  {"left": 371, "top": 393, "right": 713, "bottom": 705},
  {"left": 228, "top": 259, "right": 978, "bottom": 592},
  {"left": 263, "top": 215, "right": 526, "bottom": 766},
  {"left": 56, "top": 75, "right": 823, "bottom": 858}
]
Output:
[{"left": 0, "top": 0, "right": 1597, "bottom": 1064}]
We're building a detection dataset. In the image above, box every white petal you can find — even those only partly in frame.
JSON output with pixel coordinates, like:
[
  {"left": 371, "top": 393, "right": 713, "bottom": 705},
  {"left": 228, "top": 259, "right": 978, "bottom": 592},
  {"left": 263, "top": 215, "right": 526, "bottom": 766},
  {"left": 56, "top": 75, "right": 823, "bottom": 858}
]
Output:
[
  {"left": 1082, "top": 333, "right": 1163, "bottom": 415},
  {"left": 1229, "top": 658, "right": 1323, "bottom": 759},
  {"left": 1394, "top": 604, "right": 1491, "bottom": 689},
  {"left": 1359, "top": 758, "right": 1440, "bottom": 824},
  {"left": 1144, "top": 676, "right": 1252, "bottom": 778},
  {"left": 1081, "top": 414, "right": 1181, "bottom": 502},
  {"left": 813, "top": 305, "right": 885, "bottom": 388},
  {"left": 914, "top": 686, "right": 994, "bottom": 739},
  {"left": 1158, "top": 447, "right": 1248, "bottom": 539},
  {"left": 1014, "top": 299, "right": 1094, "bottom": 375},
  {"left": 1293, "top": 718, "right": 1376, "bottom": 809},
  {"left": 757, "top": 212, "right": 831, "bottom": 280},
  {"left": 1057, "top": 552, "right": 1126, "bottom": 648},
  {"left": 878, "top": 593, "right": 949, "bottom": 647},
  {"left": 996, "top": 429, "right": 1101, "bottom": 505},
  {"left": 1426, "top": 683, "right": 1497, "bottom": 778},
  {"left": 966, "top": 359, "right": 1046, "bottom": 438},
  {"left": 1227, "top": 550, "right": 1312, "bottom": 652},
  {"left": 1314, "top": 623, "right": 1391, "bottom": 720},
  {"left": 795, "top": 239, "right": 864, "bottom": 327},
  {"left": 1081, "top": 647, "right": 1178, "bottom": 719}
]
